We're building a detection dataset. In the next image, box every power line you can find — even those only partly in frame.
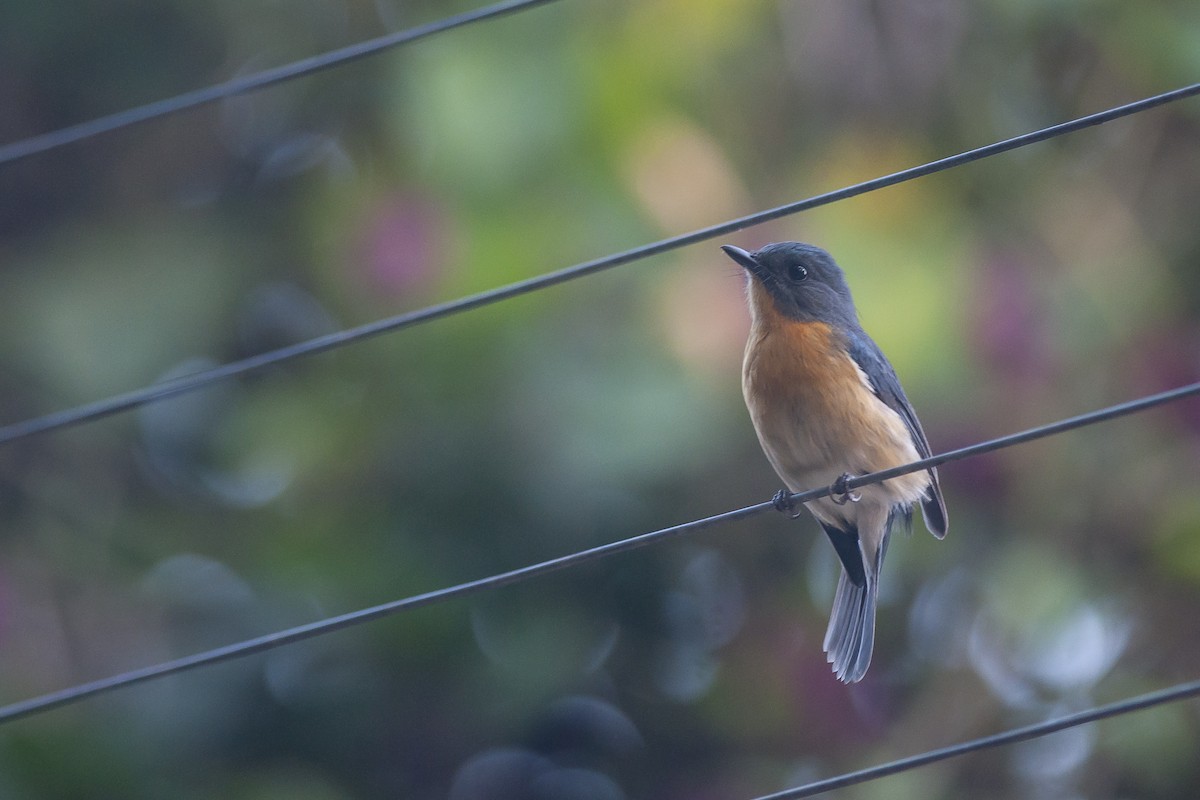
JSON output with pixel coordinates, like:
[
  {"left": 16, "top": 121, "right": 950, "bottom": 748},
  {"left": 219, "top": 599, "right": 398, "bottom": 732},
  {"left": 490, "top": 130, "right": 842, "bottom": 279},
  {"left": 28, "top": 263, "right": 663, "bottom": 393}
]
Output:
[
  {"left": 1, "top": 82, "right": 1197, "bottom": 449},
  {"left": 0, "top": 379, "right": 1196, "bottom": 726},
  {"left": 0, "top": 495, "right": 766, "bottom": 725},
  {"left": 826, "top": 380, "right": 1200, "bottom": 499},
  {"left": 0, "top": 0, "right": 566, "bottom": 167},
  {"left": 750, "top": 678, "right": 1200, "bottom": 799}
]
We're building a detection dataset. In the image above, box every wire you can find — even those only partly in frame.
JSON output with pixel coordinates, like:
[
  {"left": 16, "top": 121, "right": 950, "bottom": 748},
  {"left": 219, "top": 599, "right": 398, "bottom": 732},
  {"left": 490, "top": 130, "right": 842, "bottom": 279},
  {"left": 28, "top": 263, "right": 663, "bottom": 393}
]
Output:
[
  {"left": 1, "top": 83, "right": 1197, "bottom": 449},
  {"left": 750, "top": 678, "right": 1200, "bottom": 799},
  {"left": 0, "top": 0, "right": 566, "bottom": 167},
  {"left": 0, "top": 498, "right": 765, "bottom": 725},
  {"left": 827, "top": 379, "right": 1200, "bottom": 499},
  {"left": 0, "top": 380, "right": 1196, "bottom": 726}
]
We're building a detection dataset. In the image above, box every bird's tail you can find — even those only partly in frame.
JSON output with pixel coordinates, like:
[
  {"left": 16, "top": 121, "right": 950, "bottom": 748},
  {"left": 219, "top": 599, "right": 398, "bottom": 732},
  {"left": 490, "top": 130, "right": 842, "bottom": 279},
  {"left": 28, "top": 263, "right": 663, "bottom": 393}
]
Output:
[
  {"left": 822, "top": 529, "right": 891, "bottom": 683},
  {"left": 822, "top": 567, "right": 878, "bottom": 683}
]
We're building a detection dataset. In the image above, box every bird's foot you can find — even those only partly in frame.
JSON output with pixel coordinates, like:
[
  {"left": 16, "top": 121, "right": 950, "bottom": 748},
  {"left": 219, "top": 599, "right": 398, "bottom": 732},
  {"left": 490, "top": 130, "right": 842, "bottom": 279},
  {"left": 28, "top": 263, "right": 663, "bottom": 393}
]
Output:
[
  {"left": 829, "top": 473, "right": 861, "bottom": 505},
  {"left": 772, "top": 489, "right": 804, "bottom": 519}
]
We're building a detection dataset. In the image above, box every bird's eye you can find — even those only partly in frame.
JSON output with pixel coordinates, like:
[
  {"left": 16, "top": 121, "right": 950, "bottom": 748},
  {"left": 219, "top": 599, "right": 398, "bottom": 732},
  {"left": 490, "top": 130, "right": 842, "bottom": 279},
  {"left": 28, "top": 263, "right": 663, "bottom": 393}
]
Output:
[{"left": 787, "top": 263, "right": 809, "bottom": 282}]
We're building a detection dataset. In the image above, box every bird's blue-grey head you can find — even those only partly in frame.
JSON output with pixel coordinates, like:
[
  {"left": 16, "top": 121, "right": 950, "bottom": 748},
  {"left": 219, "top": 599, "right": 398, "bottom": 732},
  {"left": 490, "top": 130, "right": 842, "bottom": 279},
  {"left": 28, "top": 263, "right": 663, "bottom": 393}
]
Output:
[{"left": 721, "top": 241, "right": 859, "bottom": 327}]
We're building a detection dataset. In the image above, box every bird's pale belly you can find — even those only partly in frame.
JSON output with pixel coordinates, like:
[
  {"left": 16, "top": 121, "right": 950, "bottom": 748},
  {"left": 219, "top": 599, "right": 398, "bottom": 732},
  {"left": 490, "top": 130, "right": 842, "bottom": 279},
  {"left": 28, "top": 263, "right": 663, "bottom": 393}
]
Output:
[{"left": 742, "top": 321, "right": 930, "bottom": 526}]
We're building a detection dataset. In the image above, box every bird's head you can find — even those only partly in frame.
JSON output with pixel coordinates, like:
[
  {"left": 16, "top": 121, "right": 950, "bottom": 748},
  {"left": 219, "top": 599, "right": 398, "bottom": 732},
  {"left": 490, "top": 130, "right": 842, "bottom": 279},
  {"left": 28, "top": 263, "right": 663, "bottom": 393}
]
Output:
[{"left": 721, "top": 242, "right": 858, "bottom": 327}]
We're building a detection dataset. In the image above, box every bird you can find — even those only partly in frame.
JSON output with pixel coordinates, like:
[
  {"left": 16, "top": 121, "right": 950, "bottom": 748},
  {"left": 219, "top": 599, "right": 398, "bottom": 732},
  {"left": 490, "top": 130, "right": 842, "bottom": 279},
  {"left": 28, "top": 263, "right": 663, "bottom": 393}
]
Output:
[{"left": 721, "top": 241, "right": 947, "bottom": 683}]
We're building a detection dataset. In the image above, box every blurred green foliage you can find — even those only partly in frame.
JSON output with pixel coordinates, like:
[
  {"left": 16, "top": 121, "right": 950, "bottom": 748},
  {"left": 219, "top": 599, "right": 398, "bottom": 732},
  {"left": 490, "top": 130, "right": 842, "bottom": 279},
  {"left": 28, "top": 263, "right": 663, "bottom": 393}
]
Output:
[{"left": 0, "top": 0, "right": 1199, "bottom": 798}]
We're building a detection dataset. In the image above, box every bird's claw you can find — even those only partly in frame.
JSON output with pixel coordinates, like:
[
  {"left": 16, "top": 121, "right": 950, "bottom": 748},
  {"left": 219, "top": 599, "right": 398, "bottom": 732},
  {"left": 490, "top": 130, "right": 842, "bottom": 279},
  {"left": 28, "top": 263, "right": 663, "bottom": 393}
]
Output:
[
  {"left": 830, "top": 473, "right": 861, "bottom": 505},
  {"left": 772, "top": 489, "right": 804, "bottom": 519}
]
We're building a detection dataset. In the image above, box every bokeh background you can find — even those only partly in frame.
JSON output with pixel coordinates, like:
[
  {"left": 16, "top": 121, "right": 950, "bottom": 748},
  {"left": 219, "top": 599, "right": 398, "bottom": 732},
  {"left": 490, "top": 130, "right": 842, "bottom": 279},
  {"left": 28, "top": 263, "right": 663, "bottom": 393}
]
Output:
[{"left": 1, "top": 1, "right": 1199, "bottom": 798}]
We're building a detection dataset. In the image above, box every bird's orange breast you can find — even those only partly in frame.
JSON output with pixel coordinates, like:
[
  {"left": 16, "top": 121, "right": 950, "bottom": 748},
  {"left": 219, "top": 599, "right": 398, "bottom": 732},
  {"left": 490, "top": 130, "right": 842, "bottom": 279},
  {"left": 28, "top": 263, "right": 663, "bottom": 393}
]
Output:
[
  {"left": 741, "top": 284, "right": 925, "bottom": 502},
  {"left": 743, "top": 316, "right": 875, "bottom": 456}
]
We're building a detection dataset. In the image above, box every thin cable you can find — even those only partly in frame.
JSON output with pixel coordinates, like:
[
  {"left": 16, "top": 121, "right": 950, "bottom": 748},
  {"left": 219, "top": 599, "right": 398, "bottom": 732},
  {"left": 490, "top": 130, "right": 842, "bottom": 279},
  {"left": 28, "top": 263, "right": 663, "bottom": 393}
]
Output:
[
  {"left": 826, "top": 379, "right": 1200, "bottom": 500},
  {"left": 0, "top": 0, "right": 565, "bottom": 167},
  {"left": 1, "top": 83, "right": 1197, "bottom": 449},
  {"left": 750, "top": 678, "right": 1200, "bottom": 800},
  {"left": 0, "top": 380, "right": 1196, "bottom": 725},
  {"left": 0, "top": 500, "right": 769, "bottom": 725}
]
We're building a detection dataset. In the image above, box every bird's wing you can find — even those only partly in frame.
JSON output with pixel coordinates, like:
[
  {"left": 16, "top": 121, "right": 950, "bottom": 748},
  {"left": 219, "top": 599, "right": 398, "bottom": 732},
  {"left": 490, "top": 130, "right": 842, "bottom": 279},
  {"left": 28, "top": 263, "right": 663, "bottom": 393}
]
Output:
[{"left": 845, "top": 330, "right": 948, "bottom": 538}]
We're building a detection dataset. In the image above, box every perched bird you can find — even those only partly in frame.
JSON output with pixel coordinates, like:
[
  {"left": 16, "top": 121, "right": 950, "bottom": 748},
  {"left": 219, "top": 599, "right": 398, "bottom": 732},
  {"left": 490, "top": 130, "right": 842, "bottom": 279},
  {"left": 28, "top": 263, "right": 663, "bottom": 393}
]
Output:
[{"left": 722, "top": 242, "right": 947, "bottom": 683}]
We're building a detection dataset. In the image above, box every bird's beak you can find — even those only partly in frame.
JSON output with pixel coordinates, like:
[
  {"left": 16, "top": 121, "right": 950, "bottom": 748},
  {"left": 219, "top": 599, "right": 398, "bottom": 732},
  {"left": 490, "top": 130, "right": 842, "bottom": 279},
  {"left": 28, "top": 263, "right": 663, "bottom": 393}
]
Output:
[{"left": 720, "top": 245, "right": 760, "bottom": 273}]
